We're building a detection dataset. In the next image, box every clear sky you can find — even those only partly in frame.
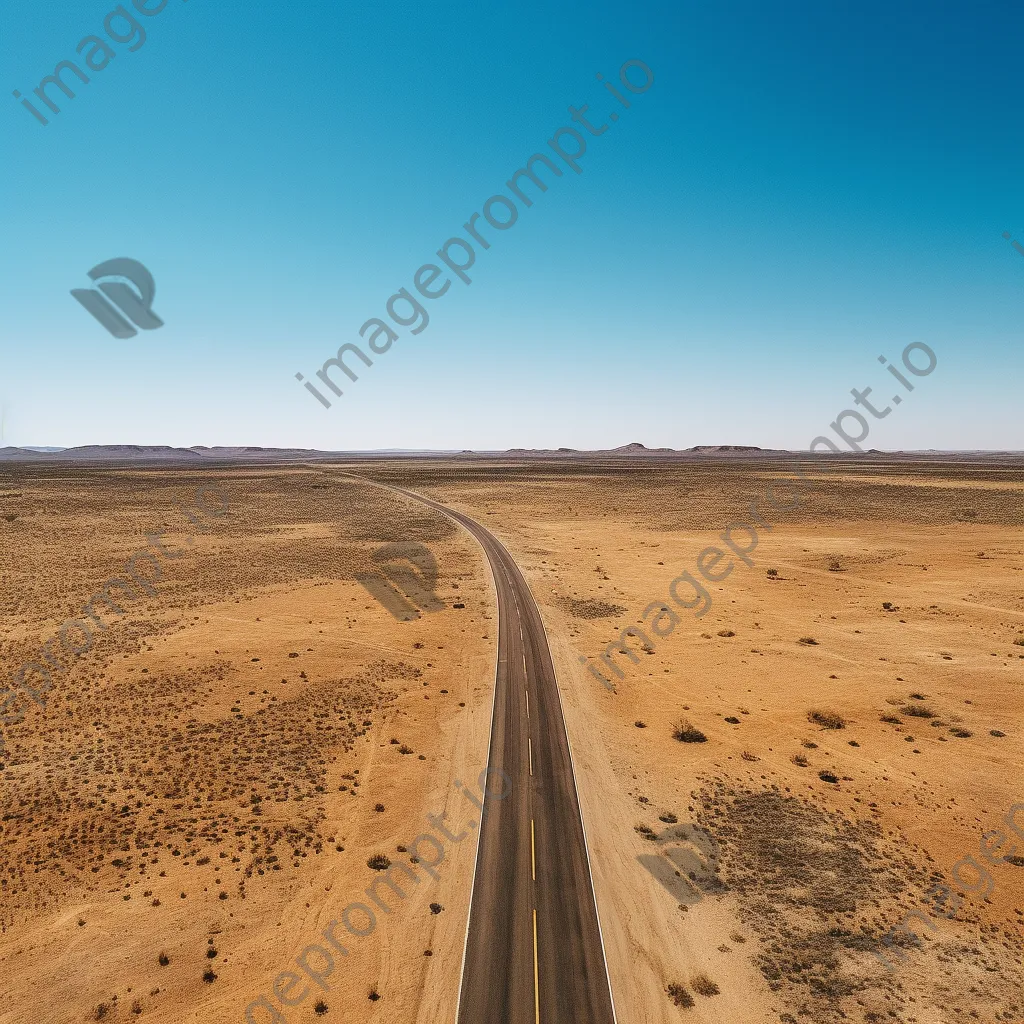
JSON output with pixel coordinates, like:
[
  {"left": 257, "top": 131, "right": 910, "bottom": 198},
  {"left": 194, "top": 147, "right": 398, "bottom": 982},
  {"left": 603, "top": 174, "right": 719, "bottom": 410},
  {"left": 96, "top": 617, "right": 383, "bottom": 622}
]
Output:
[{"left": 1, "top": 0, "right": 1022, "bottom": 451}]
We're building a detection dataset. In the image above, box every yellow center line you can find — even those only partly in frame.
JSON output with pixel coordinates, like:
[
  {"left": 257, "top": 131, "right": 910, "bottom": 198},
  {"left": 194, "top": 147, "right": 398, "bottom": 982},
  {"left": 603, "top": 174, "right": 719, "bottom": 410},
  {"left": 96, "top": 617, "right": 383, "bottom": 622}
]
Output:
[
  {"left": 526, "top": 689, "right": 530, "bottom": 717},
  {"left": 531, "top": 818, "right": 536, "bottom": 880},
  {"left": 528, "top": 735, "right": 533, "bottom": 776},
  {"left": 533, "top": 907, "right": 540, "bottom": 1024}
]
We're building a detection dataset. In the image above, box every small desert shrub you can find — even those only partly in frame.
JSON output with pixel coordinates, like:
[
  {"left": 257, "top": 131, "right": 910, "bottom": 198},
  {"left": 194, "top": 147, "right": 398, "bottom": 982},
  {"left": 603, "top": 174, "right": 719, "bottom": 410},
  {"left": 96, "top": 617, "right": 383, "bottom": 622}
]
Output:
[
  {"left": 740, "top": 751, "right": 759, "bottom": 762},
  {"left": 882, "top": 601, "right": 898, "bottom": 611},
  {"left": 691, "top": 973, "right": 720, "bottom": 997},
  {"left": 634, "top": 721, "right": 646, "bottom": 728},
  {"left": 717, "top": 630, "right": 735, "bottom": 637},
  {"left": 666, "top": 982, "right": 695, "bottom": 1008},
  {"left": 827, "top": 558, "right": 843, "bottom": 572},
  {"left": 367, "top": 854, "right": 391, "bottom": 871},
  {"left": 374, "top": 803, "right": 385, "bottom": 812},
  {"left": 398, "top": 744, "right": 414, "bottom": 754},
  {"left": 206, "top": 947, "right": 217, "bottom": 959},
  {"left": 673, "top": 720, "right": 707, "bottom": 743},
  {"left": 729, "top": 931, "right": 746, "bottom": 943},
  {"left": 634, "top": 824, "right": 657, "bottom": 840},
  {"left": 202, "top": 969, "right": 217, "bottom": 983},
  {"left": 949, "top": 727, "right": 973, "bottom": 738},
  {"left": 724, "top": 716, "right": 740, "bottom": 724},
  {"left": 314, "top": 999, "right": 329, "bottom": 1015},
  {"left": 1005, "top": 855, "right": 1024, "bottom": 867},
  {"left": 131, "top": 999, "right": 142, "bottom": 1015},
  {"left": 991, "top": 730, "right": 1006, "bottom": 737},
  {"left": 659, "top": 812, "right": 678, "bottom": 823},
  {"left": 798, "top": 636, "right": 819, "bottom": 645},
  {"left": 791, "top": 753, "right": 809, "bottom": 767},
  {"left": 766, "top": 568, "right": 778, "bottom": 578},
  {"left": 818, "top": 770, "right": 839, "bottom": 784},
  {"left": 429, "top": 902, "right": 444, "bottom": 914},
  {"left": 880, "top": 714, "right": 902, "bottom": 724},
  {"left": 808, "top": 709, "right": 845, "bottom": 730},
  {"left": 158, "top": 952, "right": 170, "bottom": 966},
  {"left": 902, "top": 704, "right": 935, "bottom": 718},
  {"left": 94, "top": 1005, "right": 110, "bottom": 1021},
  {"left": 1014, "top": 639, "right": 1024, "bottom": 647},
  {"left": 368, "top": 986, "right": 380, "bottom": 1001}
]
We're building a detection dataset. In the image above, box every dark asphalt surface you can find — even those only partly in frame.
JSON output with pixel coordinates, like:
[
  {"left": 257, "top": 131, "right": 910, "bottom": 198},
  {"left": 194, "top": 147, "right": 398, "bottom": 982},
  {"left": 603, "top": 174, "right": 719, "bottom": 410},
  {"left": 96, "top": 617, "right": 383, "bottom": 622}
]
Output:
[{"left": 385, "top": 485, "right": 617, "bottom": 1024}]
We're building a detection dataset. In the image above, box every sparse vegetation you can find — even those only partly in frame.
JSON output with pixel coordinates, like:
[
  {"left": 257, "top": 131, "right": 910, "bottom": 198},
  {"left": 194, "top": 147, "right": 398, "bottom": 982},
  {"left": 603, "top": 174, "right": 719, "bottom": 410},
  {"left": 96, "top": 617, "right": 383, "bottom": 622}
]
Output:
[
  {"left": 902, "top": 704, "right": 935, "bottom": 718},
  {"left": 807, "top": 709, "right": 845, "bottom": 729},
  {"left": 314, "top": 999, "right": 329, "bottom": 1015},
  {"left": 666, "top": 982, "right": 695, "bottom": 1008},
  {"left": 691, "top": 973, "right": 720, "bottom": 997},
  {"left": 673, "top": 720, "right": 707, "bottom": 743},
  {"left": 367, "top": 854, "right": 392, "bottom": 870},
  {"left": 798, "top": 636, "right": 819, "bottom": 645}
]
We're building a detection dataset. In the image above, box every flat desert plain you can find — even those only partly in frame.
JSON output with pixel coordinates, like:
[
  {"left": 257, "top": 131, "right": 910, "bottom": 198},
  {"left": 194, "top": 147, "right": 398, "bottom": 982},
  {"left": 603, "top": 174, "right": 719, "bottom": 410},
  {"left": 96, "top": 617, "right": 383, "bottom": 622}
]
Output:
[{"left": 0, "top": 456, "right": 1022, "bottom": 1024}]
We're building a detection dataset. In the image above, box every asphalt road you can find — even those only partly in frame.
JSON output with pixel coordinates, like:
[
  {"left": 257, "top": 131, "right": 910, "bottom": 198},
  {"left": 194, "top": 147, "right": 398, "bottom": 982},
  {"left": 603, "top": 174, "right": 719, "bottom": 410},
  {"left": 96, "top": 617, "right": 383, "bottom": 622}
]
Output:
[{"left": 384, "top": 485, "right": 617, "bottom": 1024}]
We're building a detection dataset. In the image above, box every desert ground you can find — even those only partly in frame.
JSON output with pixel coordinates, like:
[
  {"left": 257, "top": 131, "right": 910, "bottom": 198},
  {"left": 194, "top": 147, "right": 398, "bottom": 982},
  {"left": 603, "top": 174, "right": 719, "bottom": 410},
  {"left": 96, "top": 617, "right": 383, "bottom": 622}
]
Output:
[{"left": 0, "top": 455, "right": 1022, "bottom": 1024}]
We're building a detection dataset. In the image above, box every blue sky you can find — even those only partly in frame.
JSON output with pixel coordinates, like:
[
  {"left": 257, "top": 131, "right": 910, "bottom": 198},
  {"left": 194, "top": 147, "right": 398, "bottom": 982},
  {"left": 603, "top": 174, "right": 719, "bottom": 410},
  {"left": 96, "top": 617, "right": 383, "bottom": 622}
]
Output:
[{"left": 1, "top": 0, "right": 1022, "bottom": 451}]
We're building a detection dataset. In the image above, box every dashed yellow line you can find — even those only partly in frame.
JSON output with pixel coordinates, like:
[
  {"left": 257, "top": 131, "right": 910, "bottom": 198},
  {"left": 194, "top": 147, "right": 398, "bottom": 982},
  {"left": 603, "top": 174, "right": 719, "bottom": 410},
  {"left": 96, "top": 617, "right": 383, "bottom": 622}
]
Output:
[
  {"left": 526, "top": 689, "right": 530, "bottom": 717},
  {"left": 528, "top": 736, "right": 533, "bottom": 776}
]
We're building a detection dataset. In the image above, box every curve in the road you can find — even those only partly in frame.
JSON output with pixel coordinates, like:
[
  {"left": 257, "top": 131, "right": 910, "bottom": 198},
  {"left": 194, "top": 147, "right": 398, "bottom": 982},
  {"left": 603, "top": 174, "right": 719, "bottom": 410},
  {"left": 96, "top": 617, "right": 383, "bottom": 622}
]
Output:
[{"left": 381, "top": 483, "right": 617, "bottom": 1024}]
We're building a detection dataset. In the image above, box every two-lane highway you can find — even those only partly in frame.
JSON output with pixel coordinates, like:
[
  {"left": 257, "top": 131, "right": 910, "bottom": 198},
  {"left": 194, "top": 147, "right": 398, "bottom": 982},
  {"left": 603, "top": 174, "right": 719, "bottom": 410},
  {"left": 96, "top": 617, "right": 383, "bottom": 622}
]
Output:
[{"left": 382, "top": 485, "right": 617, "bottom": 1024}]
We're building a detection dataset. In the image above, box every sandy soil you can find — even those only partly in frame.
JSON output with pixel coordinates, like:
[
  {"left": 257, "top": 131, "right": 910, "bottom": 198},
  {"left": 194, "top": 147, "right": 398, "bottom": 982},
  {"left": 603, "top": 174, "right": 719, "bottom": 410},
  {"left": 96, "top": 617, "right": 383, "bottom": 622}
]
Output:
[
  {"left": 0, "top": 466, "right": 493, "bottom": 1024},
  {"left": 1, "top": 457, "right": 1022, "bottom": 1024},
  {"left": 369, "top": 456, "right": 1024, "bottom": 1024}
]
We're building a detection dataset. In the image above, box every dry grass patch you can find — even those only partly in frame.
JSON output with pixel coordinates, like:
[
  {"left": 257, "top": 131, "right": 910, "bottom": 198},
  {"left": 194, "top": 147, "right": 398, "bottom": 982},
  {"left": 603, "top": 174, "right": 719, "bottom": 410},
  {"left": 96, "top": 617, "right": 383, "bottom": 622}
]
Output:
[
  {"left": 807, "top": 709, "right": 846, "bottom": 730},
  {"left": 673, "top": 720, "right": 708, "bottom": 743}
]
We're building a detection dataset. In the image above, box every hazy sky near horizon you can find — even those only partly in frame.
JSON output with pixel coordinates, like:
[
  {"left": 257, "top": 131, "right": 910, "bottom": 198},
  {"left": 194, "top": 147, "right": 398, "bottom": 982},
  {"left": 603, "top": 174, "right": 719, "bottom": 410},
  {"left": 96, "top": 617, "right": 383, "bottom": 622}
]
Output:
[{"left": 1, "top": 0, "right": 1022, "bottom": 451}]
